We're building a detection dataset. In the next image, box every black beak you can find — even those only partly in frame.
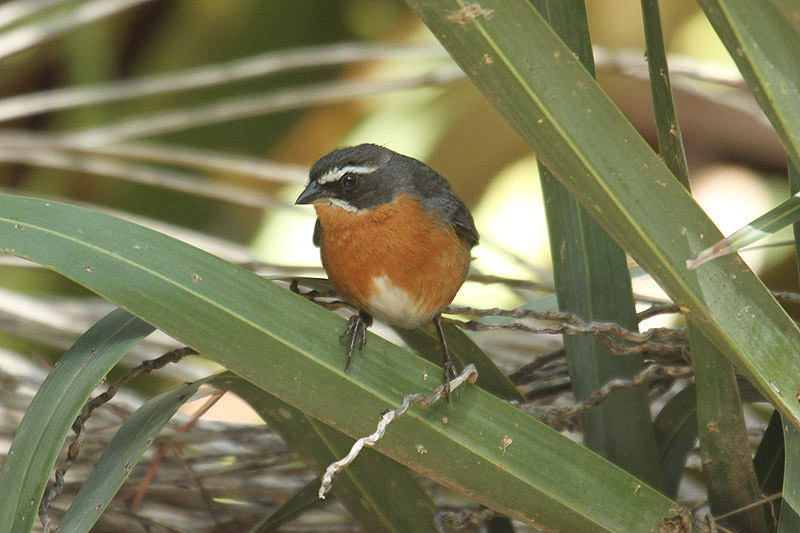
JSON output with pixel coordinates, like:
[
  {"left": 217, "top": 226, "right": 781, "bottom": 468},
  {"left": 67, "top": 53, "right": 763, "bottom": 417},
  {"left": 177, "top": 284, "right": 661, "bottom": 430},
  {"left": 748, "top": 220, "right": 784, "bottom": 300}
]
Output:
[{"left": 295, "top": 181, "right": 327, "bottom": 205}]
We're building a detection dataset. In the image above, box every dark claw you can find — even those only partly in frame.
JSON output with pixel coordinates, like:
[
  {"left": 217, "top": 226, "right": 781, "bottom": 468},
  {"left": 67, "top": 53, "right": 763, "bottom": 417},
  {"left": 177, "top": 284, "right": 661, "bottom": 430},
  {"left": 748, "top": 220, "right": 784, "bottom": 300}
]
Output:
[
  {"left": 339, "top": 312, "right": 372, "bottom": 370},
  {"left": 442, "top": 359, "right": 458, "bottom": 401},
  {"left": 433, "top": 314, "right": 458, "bottom": 403}
]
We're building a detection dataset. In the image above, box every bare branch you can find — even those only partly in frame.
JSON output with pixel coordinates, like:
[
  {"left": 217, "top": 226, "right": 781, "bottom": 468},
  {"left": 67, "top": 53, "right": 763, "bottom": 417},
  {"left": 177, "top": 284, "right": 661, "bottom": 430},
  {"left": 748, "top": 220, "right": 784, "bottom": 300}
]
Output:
[
  {"left": 523, "top": 364, "right": 694, "bottom": 431},
  {"left": 318, "top": 364, "right": 478, "bottom": 499}
]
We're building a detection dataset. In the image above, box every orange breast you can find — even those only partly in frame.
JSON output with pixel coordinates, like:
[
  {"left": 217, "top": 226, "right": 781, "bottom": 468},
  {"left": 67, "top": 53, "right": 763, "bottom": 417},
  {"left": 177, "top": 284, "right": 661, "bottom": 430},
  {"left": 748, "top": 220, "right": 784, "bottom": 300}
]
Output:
[{"left": 313, "top": 194, "right": 471, "bottom": 328}]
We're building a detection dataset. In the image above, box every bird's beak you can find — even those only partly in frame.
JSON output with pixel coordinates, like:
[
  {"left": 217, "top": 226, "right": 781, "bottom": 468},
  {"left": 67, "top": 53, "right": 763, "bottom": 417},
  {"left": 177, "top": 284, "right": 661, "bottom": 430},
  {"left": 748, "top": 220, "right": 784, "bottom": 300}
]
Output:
[{"left": 295, "top": 181, "right": 326, "bottom": 205}]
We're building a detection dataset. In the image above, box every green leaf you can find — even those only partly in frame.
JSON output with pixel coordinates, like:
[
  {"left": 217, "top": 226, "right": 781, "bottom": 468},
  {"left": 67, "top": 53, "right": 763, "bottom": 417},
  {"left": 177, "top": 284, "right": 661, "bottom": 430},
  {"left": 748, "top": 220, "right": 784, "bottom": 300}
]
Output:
[
  {"left": 403, "top": 0, "right": 800, "bottom": 430},
  {"left": 690, "top": 322, "right": 767, "bottom": 531},
  {"left": 0, "top": 194, "right": 681, "bottom": 530},
  {"left": 534, "top": 0, "right": 662, "bottom": 487},
  {"left": 58, "top": 375, "right": 214, "bottom": 532},
  {"left": 780, "top": 416, "right": 800, "bottom": 531},
  {"left": 753, "top": 410, "right": 784, "bottom": 496},
  {"left": 790, "top": 161, "right": 800, "bottom": 281},
  {"left": 215, "top": 373, "right": 438, "bottom": 532},
  {"left": 0, "top": 308, "right": 154, "bottom": 532},
  {"left": 686, "top": 195, "right": 800, "bottom": 269},
  {"left": 653, "top": 385, "right": 697, "bottom": 498},
  {"left": 639, "top": 0, "right": 690, "bottom": 188}
]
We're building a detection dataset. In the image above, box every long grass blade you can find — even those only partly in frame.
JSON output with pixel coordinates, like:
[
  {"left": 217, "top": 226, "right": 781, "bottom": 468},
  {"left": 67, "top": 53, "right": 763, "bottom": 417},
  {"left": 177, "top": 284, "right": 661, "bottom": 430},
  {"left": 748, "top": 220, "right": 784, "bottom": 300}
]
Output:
[
  {"left": 534, "top": 0, "right": 661, "bottom": 487},
  {"left": 779, "top": 417, "right": 800, "bottom": 531},
  {"left": 641, "top": 1, "right": 764, "bottom": 526},
  {"left": 0, "top": 308, "right": 154, "bottom": 532},
  {"left": 57, "top": 375, "right": 214, "bottom": 532},
  {"left": 686, "top": 195, "right": 800, "bottom": 269}
]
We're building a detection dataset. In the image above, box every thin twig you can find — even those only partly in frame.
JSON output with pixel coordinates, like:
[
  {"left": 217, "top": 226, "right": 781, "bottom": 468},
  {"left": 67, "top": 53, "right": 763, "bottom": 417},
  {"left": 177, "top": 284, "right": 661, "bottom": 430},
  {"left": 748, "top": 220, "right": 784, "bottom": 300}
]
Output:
[
  {"left": 451, "top": 317, "right": 688, "bottom": 359},
  {"left": 289, "top": 280, "right": 357, "bottom": 313},
  {"left": 38, "top": 347, "right": 197, "bottom": 532},
  {"left": 636, "top": 301, "right": 684, "bottom": 322},
  {"left": 712, "top": 492, "right": 782, "bottom": 521},
  {"left": 318, "top": 364, "right": 478, "bottom": 499},
  {"left": 522, "top": 364, "right": 694, "bottom": 430},
  {"left": 509, "top": 347, "right": 565, "bottom": 385},
  {"left": 293, "top": 283, "right": 689, "bottom": 359}
]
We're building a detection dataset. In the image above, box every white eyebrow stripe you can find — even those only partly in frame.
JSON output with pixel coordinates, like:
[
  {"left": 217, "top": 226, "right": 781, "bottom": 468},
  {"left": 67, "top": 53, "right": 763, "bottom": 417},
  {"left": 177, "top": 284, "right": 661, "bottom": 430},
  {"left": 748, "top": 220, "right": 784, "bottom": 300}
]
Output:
[{"left": 317, "top": 165, "right": 377, "bottom": 185}]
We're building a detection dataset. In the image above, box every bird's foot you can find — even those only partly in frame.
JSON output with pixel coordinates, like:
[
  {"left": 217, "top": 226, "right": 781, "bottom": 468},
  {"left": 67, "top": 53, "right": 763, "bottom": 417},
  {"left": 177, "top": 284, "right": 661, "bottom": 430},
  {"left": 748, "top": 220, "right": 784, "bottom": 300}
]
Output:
[{"left": 340, "top": 312, "right": 372, "bottom": 370}]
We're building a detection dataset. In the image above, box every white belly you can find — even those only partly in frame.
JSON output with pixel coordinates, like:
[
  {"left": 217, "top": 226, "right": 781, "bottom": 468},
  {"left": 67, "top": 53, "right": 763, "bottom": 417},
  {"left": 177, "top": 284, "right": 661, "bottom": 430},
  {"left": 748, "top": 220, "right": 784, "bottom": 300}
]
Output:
[{"left": 365, "top": 275, "right": 437, "bottom": 329}]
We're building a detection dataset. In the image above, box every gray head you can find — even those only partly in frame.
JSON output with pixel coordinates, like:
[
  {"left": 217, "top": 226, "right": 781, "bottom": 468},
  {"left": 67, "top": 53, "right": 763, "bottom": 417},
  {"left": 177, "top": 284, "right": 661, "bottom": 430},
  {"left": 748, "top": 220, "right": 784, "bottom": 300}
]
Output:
[
  {"left": 296, "top": 144, "right": 479, "bottom": 246},
  {"left": 296, "top": 144, "right": 408, "bottom": 212}
]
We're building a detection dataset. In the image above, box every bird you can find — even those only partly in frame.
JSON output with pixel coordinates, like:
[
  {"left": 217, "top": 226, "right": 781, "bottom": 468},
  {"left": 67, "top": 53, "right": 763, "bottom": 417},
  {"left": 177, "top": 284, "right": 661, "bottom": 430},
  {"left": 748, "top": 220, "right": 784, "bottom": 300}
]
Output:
[{"left": 295, "top": 143, "right": 479, "bottom": 397}]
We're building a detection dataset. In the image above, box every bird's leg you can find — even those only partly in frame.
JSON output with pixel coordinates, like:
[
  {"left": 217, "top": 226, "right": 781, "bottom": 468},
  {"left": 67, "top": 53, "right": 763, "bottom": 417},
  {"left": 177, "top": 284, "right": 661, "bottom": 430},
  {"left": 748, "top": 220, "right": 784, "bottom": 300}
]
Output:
[
  {"left": 340, "top": 311, "right": 373, "bottom": 370},
  {"left": 433, "top": 314, "right": 458, "bottom": 402}
]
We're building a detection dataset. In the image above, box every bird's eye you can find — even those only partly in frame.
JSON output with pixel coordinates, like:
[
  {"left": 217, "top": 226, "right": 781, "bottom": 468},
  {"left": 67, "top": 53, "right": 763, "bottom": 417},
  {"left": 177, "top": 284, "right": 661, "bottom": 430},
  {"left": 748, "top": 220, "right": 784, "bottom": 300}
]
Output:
[{"left": 341, "top": 173, "right": 357, "bottom": 190}]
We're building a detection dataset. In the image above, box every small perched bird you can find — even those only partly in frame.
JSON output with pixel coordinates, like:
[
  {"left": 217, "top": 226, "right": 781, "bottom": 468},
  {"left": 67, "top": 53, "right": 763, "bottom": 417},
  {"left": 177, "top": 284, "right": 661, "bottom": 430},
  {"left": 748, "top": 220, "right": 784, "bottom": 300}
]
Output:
[{"left": 296, "top": 144, "right": 479, "bottom": 396}]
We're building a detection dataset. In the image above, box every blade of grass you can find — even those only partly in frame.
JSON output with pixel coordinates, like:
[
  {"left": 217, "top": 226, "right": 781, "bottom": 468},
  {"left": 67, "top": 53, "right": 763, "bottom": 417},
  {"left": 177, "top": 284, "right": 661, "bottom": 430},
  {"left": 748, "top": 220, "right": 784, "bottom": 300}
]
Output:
[
  {"left": 753, "top": 410, "right": 784, "bottom": 497},
  {"left": 641, "top": 0, "right": 764, "bottom": 527},
  {"left": 687, "top": 196, "right": 800, "bottom": 269},
  {"left": 781, "top": 137, "right": 800, "bottom": 532},
  {"left": 533, "top": 0, "right": 661, "bottom": 487},
  {"left": 0, "top": 308, "right": 154, "bottom": 532},
  {"left": 691, "top": 322, "right": 767, "bottom": 531},
  {"left": 215, "top": 373, "right": 438, "bottom": 533},
  {"left": 779, "top": 417, "right": 800, "bottom": 531},
  {"left": 653, "top": 385, "right": 697, "bottom": 498},
  {"left": 403, "top": 0, "right": 800, "bottom": 429},
  {"left": 791, "top": 161, "right": 800, "bottom": 280},
  {"left": 57, "top": 375, "right": 214, "bottom": 532}
]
